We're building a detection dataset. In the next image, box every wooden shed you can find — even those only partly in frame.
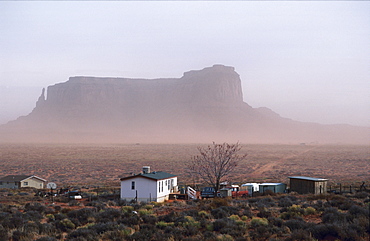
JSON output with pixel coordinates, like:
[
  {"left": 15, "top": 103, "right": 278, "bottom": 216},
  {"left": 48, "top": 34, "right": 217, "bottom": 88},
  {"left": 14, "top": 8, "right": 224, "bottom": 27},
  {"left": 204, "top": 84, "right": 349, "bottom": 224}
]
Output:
[{"left": 289, "top": 176, "right": 328, "bottom": 194}]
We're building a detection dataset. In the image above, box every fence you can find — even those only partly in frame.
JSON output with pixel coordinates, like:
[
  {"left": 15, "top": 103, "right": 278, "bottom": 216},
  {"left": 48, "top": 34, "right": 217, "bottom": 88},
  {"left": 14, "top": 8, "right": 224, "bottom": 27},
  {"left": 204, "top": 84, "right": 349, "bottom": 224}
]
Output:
[{"left": 328, "top": 182, "right": 368, "bottom": 194}]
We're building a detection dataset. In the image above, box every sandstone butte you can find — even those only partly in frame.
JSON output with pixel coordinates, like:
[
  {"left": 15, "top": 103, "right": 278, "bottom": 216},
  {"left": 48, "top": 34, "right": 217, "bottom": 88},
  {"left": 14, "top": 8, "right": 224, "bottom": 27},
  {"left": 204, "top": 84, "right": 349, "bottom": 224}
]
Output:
[{"left": 1, "top": 65, "right": 369, "bottom": 144}]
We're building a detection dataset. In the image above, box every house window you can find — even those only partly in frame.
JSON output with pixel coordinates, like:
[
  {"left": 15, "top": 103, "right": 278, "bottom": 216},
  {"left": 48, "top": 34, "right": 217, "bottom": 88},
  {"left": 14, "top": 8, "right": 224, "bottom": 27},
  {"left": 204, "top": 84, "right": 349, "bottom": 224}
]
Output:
[
  {"left": 158, "top": 181, "right": 161, "bottom": 192},
  {"left": 131, "top": 181, "right": 135, "bottom": 190},
  {"left": 24, "top": 182, "right": 28, "bottom": 186},
  {"left": 162, "top": 181, "right": 164, "bottom": 192}
]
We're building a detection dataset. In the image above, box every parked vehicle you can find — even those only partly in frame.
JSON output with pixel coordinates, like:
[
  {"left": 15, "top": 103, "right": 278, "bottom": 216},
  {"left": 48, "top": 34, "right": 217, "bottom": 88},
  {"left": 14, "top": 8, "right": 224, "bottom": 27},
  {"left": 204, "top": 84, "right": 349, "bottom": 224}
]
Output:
[
  {"left": 229, "top": 185, "right": 249, "bottom": 198},
  {"left": 66, "top": 190, "right": 82, "bottom": 200},
  {"left": 200, "top": 187, "right": 216, "bottom": 198}
]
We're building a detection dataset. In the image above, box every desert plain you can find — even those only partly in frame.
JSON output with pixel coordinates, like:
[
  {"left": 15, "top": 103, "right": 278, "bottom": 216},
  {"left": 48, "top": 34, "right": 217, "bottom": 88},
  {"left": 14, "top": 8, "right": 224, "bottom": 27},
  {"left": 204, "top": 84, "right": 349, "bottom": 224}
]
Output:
[{"left": 0, "top": 143, "right": 368, "bottom": 189}]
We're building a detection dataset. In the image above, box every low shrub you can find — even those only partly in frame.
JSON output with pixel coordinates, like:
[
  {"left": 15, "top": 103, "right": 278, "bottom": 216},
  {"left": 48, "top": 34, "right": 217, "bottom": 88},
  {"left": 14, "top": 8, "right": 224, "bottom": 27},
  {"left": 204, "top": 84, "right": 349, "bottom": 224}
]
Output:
[
  {"left": 211, "top": 206, "right": 239, "bottom": 219},
  {"left": 143, "top": 204, "right": 154, "bottom": 210},
  {"left": 309, "top": 223, "right": 340, "bottom": 240},
  {"left": 56, "top": 218, "right": 76, "bottom": 232},
  {"left": 158, "top": 211, "right": 179, "bottom": 223},
  {"left": 257, "top": 207, "right": 273, "bottom": 218},
  {"left": 267, "top": 217, "right": 284, "bottom": 228},
  {"left": 67, "top": 208, "right": 96, "bottom": 225},
  {"left": 23, "top": 221, "right": 40, "bottom": 235},
  {"left": 304, "top": 207, "right": 316, "bottom": 215},
  {"left": 198, "top": 210, "right": 211, "bottom": 219},
  {"left": 24, "top": 202, "right": 47, "bottom": 213},
  {"left": 321, "top": 207, "right": 347, "bottom": 224},
  {"left": 284, "top": 218, "right": 307, "bottom": 231},
  {"left": 228, "top": 214, "right": 240, "bottom": 221},
  {"left": 250, "top": 217, "right": 268, "bottom": 227},
  {"left": 210, "top": 198, "right": 229, "bottom": 208},
  {"left": 353, "top": 192, "right": 369, "bottom": 199},
  {"left": 67, "top": 228, "right": 98, "bottom": 241},
  {"left": 285, "top": 229, "right": 315, "bottom": 241},
  {"left": 216, "top": 234, "right": 234, "bottom": 241},
  {"left": 156, "top": 221, "right": 174, "bottom": 229},
  {"left": 39, "top": 223, "right": 55, "bottom": 235},
  {"left": 95, "top": 208, "right": 121, "bottom": 222},
  {"left": 278, "top": 196, "right": 294, "bottom": 207},
  {"left": 121, "top": 206, "right": 134, "bottom": 213},
  {"left": 12, "top": 230, "right": 34, "bottom": 241},
  {"left": 2, "top": 214, "right": 26, "bottom": 229},
  {"left": 138, "top": 209, "right": 153, "bottom": 215},
  {"left": 141, "top": 214, "right": 157, "bottom": 225},
  {"left": 0, "top": 224, "right": 9, "bottom": 241},
  {"left": 348, "top": 205, "right": 369, "bottom": 218},
  {"left": 256, "top": 197, "right": 276, "bottom": 208},
  {"left": 101, "top": 228, "right": 134, "bottom": 241},
  {"left": 119, "top": 214, "right": 141, "bottom": 226},
  {"left": 240, "top": 216, "right": 248, "bottom": 221},
  {"left": 35, "top": 237, "right": 58, "bottom": 241},
  {"left": 24, "top": 210, "right": 44, "bottom": 222},
  {"left": 46, "top": 213, "right": 55, "bottom": 222}
]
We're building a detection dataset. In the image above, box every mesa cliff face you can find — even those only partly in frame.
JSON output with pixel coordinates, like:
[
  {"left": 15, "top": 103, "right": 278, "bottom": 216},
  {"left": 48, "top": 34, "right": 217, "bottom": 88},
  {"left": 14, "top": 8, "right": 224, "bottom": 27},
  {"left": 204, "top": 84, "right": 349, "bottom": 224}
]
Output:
[
  {"left": 1, "top": 65, "right": 368, "bottom": 144},
  {"left": 43, "top": 64, "right": 243, "bottom": 109}
]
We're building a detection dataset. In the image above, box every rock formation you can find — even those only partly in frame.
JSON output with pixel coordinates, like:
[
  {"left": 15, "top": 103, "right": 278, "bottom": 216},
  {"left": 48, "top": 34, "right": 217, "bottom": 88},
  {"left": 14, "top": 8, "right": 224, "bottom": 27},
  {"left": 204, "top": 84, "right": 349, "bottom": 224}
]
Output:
[{"left": 1, "top": 65, "right": 368, "bottom": 144}]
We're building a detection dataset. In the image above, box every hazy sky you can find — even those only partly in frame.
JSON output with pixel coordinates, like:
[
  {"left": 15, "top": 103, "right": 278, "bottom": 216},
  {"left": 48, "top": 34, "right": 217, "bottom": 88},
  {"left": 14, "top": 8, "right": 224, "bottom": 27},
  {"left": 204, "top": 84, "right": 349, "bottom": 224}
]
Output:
[{"left": 1, "top": 1, "right": 369, "bottom": 126}]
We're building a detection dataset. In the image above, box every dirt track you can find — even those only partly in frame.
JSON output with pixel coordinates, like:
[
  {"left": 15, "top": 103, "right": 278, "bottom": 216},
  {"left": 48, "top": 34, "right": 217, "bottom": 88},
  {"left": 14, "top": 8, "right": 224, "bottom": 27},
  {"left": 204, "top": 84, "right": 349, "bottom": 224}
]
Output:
[{"left": 249, "top": 146, "right": 319, "bottom": 177}]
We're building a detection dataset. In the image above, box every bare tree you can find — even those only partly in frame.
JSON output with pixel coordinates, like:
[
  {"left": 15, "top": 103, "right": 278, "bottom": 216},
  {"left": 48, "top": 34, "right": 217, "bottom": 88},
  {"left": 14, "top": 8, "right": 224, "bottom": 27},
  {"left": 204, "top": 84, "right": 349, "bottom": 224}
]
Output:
[{"left": 187, "top": 142, "right": 247, "bottom": 192}]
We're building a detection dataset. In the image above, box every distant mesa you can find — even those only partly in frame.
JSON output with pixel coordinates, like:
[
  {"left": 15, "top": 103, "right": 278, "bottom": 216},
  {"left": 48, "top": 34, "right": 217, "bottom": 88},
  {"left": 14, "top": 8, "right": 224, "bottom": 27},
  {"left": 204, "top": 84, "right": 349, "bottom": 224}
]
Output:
[{"left": 0, "top": 64, "right": 368, "bottom": 144}]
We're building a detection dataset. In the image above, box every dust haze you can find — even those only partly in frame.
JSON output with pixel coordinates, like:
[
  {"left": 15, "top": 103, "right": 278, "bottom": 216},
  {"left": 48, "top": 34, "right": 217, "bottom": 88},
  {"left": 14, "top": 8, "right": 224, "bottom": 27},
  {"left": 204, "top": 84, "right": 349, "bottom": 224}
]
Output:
[
  {"left": 0, "top": 2, "right": 369, "bottom": 144},
  {"left": 0, "top": 65, "right": 368, "bottom": 145}
]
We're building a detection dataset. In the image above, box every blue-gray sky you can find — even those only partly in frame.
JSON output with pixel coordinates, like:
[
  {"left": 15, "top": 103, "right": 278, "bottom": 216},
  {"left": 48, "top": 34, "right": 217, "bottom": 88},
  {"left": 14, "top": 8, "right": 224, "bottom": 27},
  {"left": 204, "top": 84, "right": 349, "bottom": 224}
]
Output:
[{"left": 1, "top": 1, "right": 369, "bottom": 126}]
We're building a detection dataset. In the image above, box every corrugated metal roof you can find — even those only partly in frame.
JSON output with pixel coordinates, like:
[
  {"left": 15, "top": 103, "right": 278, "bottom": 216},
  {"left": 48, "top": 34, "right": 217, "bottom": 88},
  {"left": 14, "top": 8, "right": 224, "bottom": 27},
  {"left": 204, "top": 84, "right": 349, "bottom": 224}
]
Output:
[
  {"left": 120, "top": 171, "right": 176, "bottom": 181},
  {"left": 0, "top": 175, "right": 47, "bottom": 182},
  {"left": 0, "top": 175, "right": 31, "bottom": 182},
  {"left": 289, "top": 176, "right": 328, "bottom": 181}
]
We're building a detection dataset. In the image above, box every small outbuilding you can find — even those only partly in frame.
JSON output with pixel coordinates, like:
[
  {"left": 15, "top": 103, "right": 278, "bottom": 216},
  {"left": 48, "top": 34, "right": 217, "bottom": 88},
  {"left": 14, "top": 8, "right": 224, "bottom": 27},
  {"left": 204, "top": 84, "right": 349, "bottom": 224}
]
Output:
[
  {"left": 259, "top": 183, "right": 287, "bottom": 194},
  {"left": 0, "top": 175, "right": 47, "bottom": 189},
  {"left": 289, "top": 176, "right": 328, "bottom": 194},
  {"left": 120, "top": 166, "right": 178, "bottom": 202}
]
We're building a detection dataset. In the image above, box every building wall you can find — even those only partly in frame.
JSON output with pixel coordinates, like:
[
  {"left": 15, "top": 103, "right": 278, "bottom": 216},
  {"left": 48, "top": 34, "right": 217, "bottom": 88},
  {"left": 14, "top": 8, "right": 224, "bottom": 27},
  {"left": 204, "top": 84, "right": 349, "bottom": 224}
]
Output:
[
  {"left": 20, "top": 178, "right": 45, "bottom": 189},
  {"left": 121, "top": 177, "right": 157, "bottom": 202},
  {"left": 121, "top": 177, "right": 177, "bottom": 202},
  {"left": 259, "top": 184, "right": 286, "bottom": 193},
  {"left": 290, "top": 179, "right": 327, "bottom": 194},
  {"left": 313, "top": 181, "right": 327, "bottom": 194},
  {"left": 156, "top": 177, "right": 177, "bottom": 202},
  {"left": 0, "top": 181, "right": 19, "bottom": 189}
]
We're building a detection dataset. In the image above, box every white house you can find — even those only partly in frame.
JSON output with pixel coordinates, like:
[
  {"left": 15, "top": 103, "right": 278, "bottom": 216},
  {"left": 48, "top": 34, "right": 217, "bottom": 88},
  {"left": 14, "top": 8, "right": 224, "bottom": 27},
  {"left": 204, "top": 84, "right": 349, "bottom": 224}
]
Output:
[
  {"left": 120, "top": 166, "right": 178, "bottom": 202},
  {"left": 0, "top": 175, "right": 47, "bottom": 189}
]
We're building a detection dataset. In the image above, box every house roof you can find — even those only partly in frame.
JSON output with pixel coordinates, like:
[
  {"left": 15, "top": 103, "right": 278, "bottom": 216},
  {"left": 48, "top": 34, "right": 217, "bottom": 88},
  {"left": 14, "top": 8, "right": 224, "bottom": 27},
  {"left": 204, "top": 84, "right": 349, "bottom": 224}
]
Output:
[
  {"left": 289, "top": 176, "right": 328, "bottom": 182},
  {"left": 0, "top": 175, "right": 47, "bottom": 182},
  {"left": 120, "top": 171, "right": 177, "bottom": 181},
  {"left": 259, "top": 183, "right": 286, "bottom": 186}
]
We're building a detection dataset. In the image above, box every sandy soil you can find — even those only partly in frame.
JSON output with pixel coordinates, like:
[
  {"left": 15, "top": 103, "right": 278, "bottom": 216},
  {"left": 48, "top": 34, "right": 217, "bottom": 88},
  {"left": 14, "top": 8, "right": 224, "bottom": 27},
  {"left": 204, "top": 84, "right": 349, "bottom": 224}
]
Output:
[{"left": 0, "top": 143, "right": 368, "bottom": 188}]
